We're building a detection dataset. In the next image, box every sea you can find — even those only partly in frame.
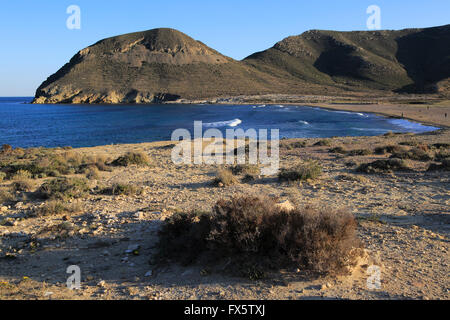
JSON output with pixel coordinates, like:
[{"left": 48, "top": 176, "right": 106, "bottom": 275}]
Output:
[{"left": 0, "top": 97, "right": 439, "bottom": 148}]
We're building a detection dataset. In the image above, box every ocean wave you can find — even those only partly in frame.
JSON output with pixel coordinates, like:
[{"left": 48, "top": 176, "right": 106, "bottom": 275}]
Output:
[
  {"left": 298, "top": 120, "right": 310, "bottom": 125},
  {"left": 252, "top": 104, "right": 267, "bottom": 109},
  {"left": 351, "top": 128, "right": 387, "bottom": 132},
  {"left": 203, "top": 119, "right": 242, "bottom": 128},
  {"left": 387, "top": 119, "right": 439, "bottom": 132}
]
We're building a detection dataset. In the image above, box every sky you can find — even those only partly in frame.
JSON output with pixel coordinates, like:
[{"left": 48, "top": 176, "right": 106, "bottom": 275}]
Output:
[{"left": 0, "top": 0, "right": 449, "bottom": 96}]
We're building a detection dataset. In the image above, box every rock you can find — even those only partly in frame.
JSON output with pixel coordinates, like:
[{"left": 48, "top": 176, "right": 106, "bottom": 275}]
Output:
[
  {"left": 145, "top": 270, "right": 153, "bottom": 277},
  {"left": 14, "top": 202, "right": 24, "bottom": 209},
  {"left": 97, "top": 280, "right": 106, "bottom": 287},
  {"left": 125, "top": 244, "right": 140, "bottom": 253},
  {"left": 0, "top": 206, "right": 8, "bottom": 213},
  {"left": 276, "top": 200, "right": 295, "bottom": 212},
  {"left": 134, "top": 212, "right": 145, "bottom": 220}
]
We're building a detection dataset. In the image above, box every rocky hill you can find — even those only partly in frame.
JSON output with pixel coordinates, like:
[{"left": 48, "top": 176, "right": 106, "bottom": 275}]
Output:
[{"left": 33, "top": 25, "right": 450, "bottom": 104}]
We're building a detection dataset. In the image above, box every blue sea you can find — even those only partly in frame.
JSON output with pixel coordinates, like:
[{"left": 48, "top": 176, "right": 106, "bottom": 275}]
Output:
[{"left": 0, "top": 97, "right": 439, "bottom": 148}]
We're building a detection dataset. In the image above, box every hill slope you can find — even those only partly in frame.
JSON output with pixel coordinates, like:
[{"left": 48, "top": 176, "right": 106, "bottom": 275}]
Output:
[
  {"left": 244, "top": 25, "right": 450, "bottom": 94},
  {"left": 33, "top": 28, "right": 296, "bottom": 103},
  {"left": 33, "top": 25, "right": 450, "bottom": 104}
]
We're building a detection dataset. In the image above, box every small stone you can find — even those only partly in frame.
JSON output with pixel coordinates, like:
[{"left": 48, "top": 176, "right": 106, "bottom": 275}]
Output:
[
  {"left": 97, "top": 280, "right": 106, "bottom": 287},
  {"left": 276, "top": 200, "right": 295, "bottom": 212},
  {"left": 145, "top": 270, "right": 153, "bottom": 277},
  {"left": 125, "top": 244, "right": 140, "bottom": 253}
]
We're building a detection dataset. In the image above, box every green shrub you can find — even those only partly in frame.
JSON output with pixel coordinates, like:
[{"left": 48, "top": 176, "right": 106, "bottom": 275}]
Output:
[
  {"left": 111, "top": 152, "right": 149, "bottom": 166},
  {"left": 38, "top": 177, "right": 90, "bottom": 200},
  {"left": 157, "top": 196, "right": 361, "bottom": 275},
  {"left": 278, "top": 161, "right": 322, "bottom": 182}
]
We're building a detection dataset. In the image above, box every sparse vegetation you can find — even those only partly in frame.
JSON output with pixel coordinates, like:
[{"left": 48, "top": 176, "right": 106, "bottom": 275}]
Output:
[
  {"left": 34, "top": 200, "right": 81, "bottom": 217},
  {"left": 158, "top": 196, "right": 361, "bottom": 275},
  {"left": 281, "top": 140, "right": 308, "bottom": 150},
  {"left": 111, "top": 152, "right": 150, "bottom": 167},
  {"left": 427, "top": 159, "right": 450, "bottom": 171},
  {"left": 329, "top": 146, "right": 347, "bottom": 154},
  {"left": 314, "top": 139, "right": 332, "bottom": 147},
  {"left": 391, "top": 147, "right": 433, "bottom": 161},
  {"left": 347, "top": 149, "right": 372, "bottom": 156},
  {"left": 357, "top": 159, "right": 410, "bottom": 173},
  {"left": 213, "top": 168, "right": 238, "bottom": 186},
  {"left": 102, "top": 183, "right": 142, "bottom": 196},
  {"left": 38, "top": 177, "right": 90, "bottom": 200},
  {"left": 12, "top": 179, "right": 34, "bottom": 192},
  {"left": 278, "top": 161, "right": 322, "bottom": 182},
  {"left": 374, "top": 145, "right": 405, "bottom": 155}
]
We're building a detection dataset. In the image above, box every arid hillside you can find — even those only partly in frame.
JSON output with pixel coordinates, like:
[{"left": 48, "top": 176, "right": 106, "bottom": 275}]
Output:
[{"left": 33, "top": 25, "right": 450, "bottom": 104}]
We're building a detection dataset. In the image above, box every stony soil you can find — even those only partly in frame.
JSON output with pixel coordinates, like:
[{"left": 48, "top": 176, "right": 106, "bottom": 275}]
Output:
[{"left": 0, "top": 128, "right": 448, "bottom": 300}]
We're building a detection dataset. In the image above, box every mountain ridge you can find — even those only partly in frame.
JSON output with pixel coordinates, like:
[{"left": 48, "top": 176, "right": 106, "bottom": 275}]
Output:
[{"left": 33, "top": 25, "right": 450, "bottom": 104}]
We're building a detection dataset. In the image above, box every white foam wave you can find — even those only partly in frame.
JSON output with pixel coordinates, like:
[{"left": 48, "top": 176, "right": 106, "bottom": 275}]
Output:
[
  {"left": 387, "top": 119, "right": 439, "bottom": 132},
  {"left": 203, "top": 119, "right": 242, "bottom": 128}
]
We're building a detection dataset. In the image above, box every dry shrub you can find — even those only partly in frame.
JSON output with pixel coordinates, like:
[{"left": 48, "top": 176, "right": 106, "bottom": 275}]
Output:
[
  {"left": 0, "top": 172, "right": 6, "bottom": 182},
  {"left": 281, "top": 140, "right": 308, "bottom": 150},
  {"left": 314, "top": 139, "right": 332, "bottom": 147},
  {"left": 102, "top": 183, "right": 142, "bottom": 196},
  {"left": 374, "top": 145, "right": 405, "bottom": 155},
  {"left": 214, "top": 168, "right": 238, "bottom": 186},
  {"left": 111, "top": 152, "right": 149, "bottom": 166},
  {"left": 12, "top": 179, "right": 34, "bottom": 192},
  {"left": 329, "top": 146, "right": 347, "bottom": 154},
  {"left": 0, "top": 188, "right": 15, "bottom": 204},
  {"left": 157, "top": 196, "right": 361, "bottom": 275},
  {"left": 278, "top": 161, "right": 322, "bottom": 182},
  {"left": 427, "top": 159, "right": 450, "bottom": 171},
  {"left": 11, "top": 169, "right": 32, "bottom": 180},
  {"left": 34, "top": 200, "right": 81, "bottom": 217},
  {"left": 391, "top": 147, "right": 433, "bottom": 161},
  {"left": 84, "top": 165, "right": 100, "bottom": 180},
  {"left": 347, "top": 149, "right": 372, "bottom": 156},
  {"left": 431, "top": 143, "right": 450, "bottom": 149},
  {"left": 38, "top": 177, "right": 90, "bottom": 200},
  {"left": 357, "top": 159, "right": 410, "bottom": 173},
  {"left": 434, "top": 150, "right": 450, "bottom": 161},
  {"left": 1, "top": 145, "right": 13, "bottom": 153}
]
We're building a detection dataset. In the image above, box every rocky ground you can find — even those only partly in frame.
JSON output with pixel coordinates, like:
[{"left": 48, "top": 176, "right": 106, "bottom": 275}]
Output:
[{"left": 0, "top": 126, "right": 449, "bottom": 300}]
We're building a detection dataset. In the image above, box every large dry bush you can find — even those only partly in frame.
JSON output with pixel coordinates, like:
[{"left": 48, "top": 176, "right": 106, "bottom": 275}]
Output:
[
  {"left": 157, "top": 196, "right": 361, "bottom": 276},
  {"left": 111, "top": 152, "right": 149, "bottom": 167},
  {"left": 37, "top": 177, "right": 90, "bottom": 200},
  {"left": 278, "top": 161, "right": 322, "bottom": 182},
  {"left": 357, "top": 159, "right": 410, "bottom": 173}
]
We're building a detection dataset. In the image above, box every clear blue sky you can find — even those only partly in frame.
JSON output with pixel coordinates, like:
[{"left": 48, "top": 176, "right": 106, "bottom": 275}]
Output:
[{"left": 0, "top": 0, "right": 448, "bottom": 96}]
